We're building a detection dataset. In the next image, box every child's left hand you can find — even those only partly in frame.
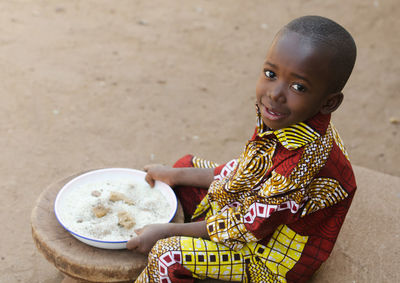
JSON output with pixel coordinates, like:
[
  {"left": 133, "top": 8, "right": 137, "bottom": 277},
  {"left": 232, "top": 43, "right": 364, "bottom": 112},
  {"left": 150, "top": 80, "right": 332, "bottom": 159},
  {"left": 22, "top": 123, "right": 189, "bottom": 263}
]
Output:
[{"left": 126, "top": 223, "right": 170, "bottom": 254}]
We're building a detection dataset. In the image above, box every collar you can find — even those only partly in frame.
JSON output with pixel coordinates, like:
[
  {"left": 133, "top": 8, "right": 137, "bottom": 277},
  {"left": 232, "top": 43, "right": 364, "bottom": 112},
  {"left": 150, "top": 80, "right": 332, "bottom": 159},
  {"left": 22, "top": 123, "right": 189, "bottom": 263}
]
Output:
[{"left": 255, "top": 108, "right": 331, "bottom": 150}]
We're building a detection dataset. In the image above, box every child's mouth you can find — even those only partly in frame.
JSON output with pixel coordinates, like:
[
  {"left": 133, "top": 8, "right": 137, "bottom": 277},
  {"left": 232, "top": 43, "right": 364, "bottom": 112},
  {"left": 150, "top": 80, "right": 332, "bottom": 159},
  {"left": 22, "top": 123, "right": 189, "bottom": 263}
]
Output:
[{"left": 264, "top": 106, "right": 288, "bottom": 120}]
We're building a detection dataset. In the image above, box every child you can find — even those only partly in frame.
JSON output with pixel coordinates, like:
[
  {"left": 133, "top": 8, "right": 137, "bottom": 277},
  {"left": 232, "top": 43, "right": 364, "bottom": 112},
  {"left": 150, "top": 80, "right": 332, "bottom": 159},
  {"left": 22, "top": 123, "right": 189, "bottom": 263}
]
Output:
[{"left": 127, "top": 15, "right": 357, "bottom": 283}]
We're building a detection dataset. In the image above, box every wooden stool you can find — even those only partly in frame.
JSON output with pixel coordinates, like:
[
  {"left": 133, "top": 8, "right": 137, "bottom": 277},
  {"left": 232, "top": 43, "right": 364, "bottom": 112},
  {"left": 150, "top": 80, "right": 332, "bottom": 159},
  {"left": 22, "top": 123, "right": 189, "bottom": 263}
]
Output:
[{"left": 31, "top": 172, "right": 184, "bottom": 283}]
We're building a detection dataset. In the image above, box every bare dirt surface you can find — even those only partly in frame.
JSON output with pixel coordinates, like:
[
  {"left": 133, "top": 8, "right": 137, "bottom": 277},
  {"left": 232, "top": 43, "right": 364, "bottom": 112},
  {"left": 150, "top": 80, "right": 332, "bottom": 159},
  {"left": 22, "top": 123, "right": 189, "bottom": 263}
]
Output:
[{"left": 0, "top": 0, "right": 398, "bottom": 282}]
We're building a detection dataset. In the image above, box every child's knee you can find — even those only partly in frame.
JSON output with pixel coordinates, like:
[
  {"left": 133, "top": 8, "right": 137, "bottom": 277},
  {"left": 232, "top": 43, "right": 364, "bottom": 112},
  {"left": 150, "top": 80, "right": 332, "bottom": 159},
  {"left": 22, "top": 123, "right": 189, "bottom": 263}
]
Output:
[
  {"left": 149, "top": 238, "right": 164, "bottom": 256},
  {"left": 147, "top": 237, "right": 181, "bottom": 264}
]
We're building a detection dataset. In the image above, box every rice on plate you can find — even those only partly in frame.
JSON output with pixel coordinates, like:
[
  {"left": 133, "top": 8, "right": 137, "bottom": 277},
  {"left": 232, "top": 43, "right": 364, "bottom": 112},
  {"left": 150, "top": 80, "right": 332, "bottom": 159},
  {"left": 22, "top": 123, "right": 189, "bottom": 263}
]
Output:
[{"left": 54, "top": 168, "right": 177, "bottom": 249}]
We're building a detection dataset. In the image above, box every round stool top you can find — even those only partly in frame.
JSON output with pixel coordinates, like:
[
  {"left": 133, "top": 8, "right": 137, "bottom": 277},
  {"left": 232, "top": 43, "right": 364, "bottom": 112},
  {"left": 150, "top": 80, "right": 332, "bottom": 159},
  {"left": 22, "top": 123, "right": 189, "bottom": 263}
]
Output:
[{"left": 31, "top": 171, "right": 184, "bottom": 283}]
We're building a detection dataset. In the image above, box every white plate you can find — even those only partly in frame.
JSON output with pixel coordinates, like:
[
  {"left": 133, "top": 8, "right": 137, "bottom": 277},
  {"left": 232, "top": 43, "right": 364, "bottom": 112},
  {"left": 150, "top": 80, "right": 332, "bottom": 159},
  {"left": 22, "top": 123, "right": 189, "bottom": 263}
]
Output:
[{"left": 54, "top": 168, "right": 177, "bottom": 249}]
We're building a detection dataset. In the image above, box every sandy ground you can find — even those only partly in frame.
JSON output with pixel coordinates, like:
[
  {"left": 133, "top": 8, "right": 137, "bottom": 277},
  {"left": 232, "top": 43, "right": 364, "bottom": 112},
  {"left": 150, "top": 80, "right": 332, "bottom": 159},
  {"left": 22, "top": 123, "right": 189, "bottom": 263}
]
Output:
[{"left": 0, "top": 0, "right": 399, "bottom": 282}]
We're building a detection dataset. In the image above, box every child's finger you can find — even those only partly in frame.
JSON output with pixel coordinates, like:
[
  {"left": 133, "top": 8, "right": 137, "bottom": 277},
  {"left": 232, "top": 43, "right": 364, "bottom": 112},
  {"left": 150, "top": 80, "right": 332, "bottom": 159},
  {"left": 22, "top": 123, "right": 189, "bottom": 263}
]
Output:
[
  {"left": 143, "top": 164, "right": 159, "bottom": 172},
  {"left": 144, "top": 173, "right": 155, "bottom": 187},
  {"left": 126, "top": 236, "right": 139, "bottom": 250},
  {"left": 143, "top": 164, "right": 151, "bottom": 172},
  {"left": 135, "top": 227, "right": 143, "bottom": 235}
]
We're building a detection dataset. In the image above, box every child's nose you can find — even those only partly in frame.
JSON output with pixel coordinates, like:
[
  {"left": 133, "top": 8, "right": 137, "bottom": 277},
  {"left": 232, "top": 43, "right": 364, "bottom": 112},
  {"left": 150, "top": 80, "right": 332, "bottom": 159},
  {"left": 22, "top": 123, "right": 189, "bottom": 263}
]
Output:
[{"left": 268, "top": 83, "right": 286, "bottom": 103}]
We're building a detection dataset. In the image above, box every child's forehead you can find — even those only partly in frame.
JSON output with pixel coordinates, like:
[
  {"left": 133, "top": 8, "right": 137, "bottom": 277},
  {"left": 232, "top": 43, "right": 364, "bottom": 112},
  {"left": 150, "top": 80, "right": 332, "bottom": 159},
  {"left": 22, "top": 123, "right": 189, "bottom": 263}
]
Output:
[{"left": 265, "top": 30, "right": 334, "bottom": 70}]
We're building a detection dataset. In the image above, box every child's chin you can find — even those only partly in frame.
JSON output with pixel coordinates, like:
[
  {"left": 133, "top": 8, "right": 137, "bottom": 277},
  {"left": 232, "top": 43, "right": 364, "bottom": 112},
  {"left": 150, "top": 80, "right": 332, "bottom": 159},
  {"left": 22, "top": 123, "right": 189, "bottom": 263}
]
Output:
[{"left": 263, "top": 120, "right": 282, "bottom": 131}]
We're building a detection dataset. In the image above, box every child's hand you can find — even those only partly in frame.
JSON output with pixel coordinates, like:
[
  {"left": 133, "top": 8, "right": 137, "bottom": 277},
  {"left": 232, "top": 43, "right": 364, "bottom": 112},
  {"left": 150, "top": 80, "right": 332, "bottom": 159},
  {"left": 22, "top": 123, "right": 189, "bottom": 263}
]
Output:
[
  {"left": 127, "top": 221, "right": 209, "bottom": 253},
  {"left": 144, "top": 164, "right": 176, "bottom": 187},
  {"left": 126, "top": 223, "right": 169, "bottom": 254}
]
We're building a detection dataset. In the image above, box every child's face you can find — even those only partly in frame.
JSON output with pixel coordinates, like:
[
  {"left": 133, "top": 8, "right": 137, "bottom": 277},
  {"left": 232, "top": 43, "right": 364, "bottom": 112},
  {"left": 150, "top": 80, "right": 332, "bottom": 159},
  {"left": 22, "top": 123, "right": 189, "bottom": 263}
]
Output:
[{"left": 256, "top": 30, "right": 336, "bottom": 130}]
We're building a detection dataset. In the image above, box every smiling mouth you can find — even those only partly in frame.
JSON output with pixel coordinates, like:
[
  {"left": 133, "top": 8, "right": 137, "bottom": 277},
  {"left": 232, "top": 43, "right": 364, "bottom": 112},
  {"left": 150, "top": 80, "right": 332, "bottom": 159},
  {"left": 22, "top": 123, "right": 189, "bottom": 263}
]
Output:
[
  {"left": 260, "top": 103, "right": 288, "bottom": 120},
  {"left": 267, "top": 108, "right": 286, "bottom": 117}
]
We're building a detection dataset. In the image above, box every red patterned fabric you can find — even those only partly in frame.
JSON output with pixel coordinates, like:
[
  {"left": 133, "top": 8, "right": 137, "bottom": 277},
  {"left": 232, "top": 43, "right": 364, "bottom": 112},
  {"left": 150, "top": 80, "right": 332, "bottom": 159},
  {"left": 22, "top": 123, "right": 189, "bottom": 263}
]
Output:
[
  {"left": 169, "top": 112, "right": 356, "bottom": 282},
  {"left": 172, "top": 155, "right": 208, "bottom": 221}
]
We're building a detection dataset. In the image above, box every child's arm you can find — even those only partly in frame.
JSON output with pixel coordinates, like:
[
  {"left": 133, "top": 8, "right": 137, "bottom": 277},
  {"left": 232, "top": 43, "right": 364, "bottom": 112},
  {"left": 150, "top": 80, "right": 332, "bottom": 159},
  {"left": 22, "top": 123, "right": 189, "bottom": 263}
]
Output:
[
  {"left": 127, "top": 164, "right": 213, "bottom": 253},
  {"left": 127, "top": 221, "right": 208, "bottom": 253},
  {"left": 144, "top": 164, "right": 214, "bottom": 188}
]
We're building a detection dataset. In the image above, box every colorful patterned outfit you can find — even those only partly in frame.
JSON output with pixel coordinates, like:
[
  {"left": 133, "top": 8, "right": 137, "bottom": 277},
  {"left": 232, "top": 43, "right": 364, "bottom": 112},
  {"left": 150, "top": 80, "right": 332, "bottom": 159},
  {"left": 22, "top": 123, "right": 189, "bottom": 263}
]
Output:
[{"left": 135, "top": 111, "right": 356, "bottom": 283}]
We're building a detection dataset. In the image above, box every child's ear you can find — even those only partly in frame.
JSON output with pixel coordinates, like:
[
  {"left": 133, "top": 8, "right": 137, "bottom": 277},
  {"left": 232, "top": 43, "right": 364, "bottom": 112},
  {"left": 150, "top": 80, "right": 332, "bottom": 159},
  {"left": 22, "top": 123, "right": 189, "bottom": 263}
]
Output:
[{"left": 320, "top": 92, "right": 343, "bottom": 114}]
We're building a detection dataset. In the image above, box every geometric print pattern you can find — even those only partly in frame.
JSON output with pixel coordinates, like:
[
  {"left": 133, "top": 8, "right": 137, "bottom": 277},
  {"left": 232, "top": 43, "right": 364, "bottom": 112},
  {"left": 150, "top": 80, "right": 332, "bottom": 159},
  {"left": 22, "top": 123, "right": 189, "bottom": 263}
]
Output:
[
  {"left": 136, "top": 111, "right": 355, "bottom": 283},
  {"left": 269, "top": 123, "right": 320, "bottom": 150},
  {"left": 192, "top": 156, "right": 219, "bottom": 169},
  {"left": 215, "top": 159, "right": 238, "bottom": 181},
  {"left": 194, "top": 116, "right": 336, "bottom": 251},
  {"left": 243, "top": 199, "right": 302, "bottom": 225},
  {"left": 180, "top": 236, "right": 248, "bottom": 282},
  {"left": 255, "top": 126, "right": 335, "bottom": 214},
  {"left": 259, "top": 170, "right": 298, "bottom": 197},
  {"left": 136, "top": 225, "right": 308, "bottom": 283},
  {"left": 158, "top": 250, "right": 184, "bottom": 282},
  {"left": 203, "top": 139, "right": 275, "bottom": 216},
  {"left": 226, "top": 139, "right": 276, "bottom": 193},
  {"left": 185, "top": 113, "right": 352, "bottom": 282},
  {"left": 135, "top": 236, "right": 182, "bottom": 283},
  {"left": 207, "top": 207, "right": 258, "bottom": 251},
  {"left": 256, "top": 105, "right": 320, "bottom": 151},
  {"left": 290, "top": 124, "right": 333, "bottom": 190},
  {"left": 247, "top": 257, "right": 279, "bottom": 283},
  {"left": 206, "top": 177, "right": 255, "bottom": 216},
  {"left": 242, "top": 224, "right": 308, "bottom": 282},
  {"left": 301, "top": 177, "right": 349, "bottom": 217}
]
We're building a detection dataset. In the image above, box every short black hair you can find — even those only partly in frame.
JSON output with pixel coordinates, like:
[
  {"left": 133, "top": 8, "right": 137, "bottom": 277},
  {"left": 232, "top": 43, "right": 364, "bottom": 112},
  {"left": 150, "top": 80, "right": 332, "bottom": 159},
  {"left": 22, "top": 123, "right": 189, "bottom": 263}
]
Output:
[{"left": 282, "top": 15, "right": 357, "bottom": 93}]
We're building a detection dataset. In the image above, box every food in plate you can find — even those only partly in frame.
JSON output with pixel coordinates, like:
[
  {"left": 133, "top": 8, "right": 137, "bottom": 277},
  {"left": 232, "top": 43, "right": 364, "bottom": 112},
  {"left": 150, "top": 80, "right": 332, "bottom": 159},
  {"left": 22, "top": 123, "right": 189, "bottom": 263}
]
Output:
[{"left": 58, "top": 178, "right": 172, "bottom": 241}]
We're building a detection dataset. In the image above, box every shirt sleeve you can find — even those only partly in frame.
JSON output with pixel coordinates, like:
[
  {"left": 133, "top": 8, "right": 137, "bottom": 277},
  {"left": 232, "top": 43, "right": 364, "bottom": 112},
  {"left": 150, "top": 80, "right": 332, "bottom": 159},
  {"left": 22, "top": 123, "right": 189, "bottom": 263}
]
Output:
[
  {"left": 213, "top": 159, "right": 239, "bottom": 180},
  {"left": 205, "top": 171, "right": 305, "bottom": 250}
]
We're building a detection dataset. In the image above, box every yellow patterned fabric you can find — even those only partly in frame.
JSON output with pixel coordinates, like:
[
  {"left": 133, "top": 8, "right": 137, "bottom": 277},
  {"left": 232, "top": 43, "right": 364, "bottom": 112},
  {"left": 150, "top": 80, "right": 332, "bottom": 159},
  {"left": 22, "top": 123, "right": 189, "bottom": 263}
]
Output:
[
  {"left": 195, "top": 122, "right": 334, "bottom": 250},
  {"left": 301, "top": 177, "right": 349, "bottom": 217},
  {"left": 188, "top": 112, "right": 355, "bottom": 282},
  {"left": 256, "top": 111, "right": 320, "bottom": 151},
  {"left": 135, "top": 236, "right": 182, "bottom": 282},
  {"left": 242, "top": 225, "right": 308, "bottom": 282},
  {"left": 136, "top": 225, "right": 308, "bottom": 283},
  {"left": 192, "top": 156, "right": 219, "bottom": 169},
  {"left": 206, "top": 207, "right": 259, "bottom": 251},
  {"left": 136, "top": 111, "right": 356, "bottom": 283},
  {"left": 180, "top": 236, "right": 247, "bottom": 282}
]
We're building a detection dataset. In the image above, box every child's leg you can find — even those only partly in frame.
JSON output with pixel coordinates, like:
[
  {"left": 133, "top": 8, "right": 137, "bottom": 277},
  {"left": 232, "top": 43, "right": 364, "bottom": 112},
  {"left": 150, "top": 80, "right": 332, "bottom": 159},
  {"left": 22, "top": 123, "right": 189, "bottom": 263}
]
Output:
[
  {"left": 172, "top": 155, "right": 218, "bottom": 222},
  {"left": 135, "top": 236, "right": 248, "bottom": 283}
]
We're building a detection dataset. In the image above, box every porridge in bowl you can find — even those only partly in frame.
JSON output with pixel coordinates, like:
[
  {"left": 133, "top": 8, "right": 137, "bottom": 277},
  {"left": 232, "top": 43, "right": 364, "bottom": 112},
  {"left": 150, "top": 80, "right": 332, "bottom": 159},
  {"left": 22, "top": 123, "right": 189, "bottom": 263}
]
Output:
[{"left": 54, "top": 168, "right": 177, "bottom": 249}]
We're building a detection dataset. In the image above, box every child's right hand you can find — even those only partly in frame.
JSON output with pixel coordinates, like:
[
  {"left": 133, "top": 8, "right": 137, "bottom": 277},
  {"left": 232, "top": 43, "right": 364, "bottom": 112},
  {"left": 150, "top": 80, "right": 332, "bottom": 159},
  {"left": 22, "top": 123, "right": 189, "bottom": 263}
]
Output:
[
  {"left": 144, "top": 164, "right": 176, "bottom": 188},
  {"left": 127, "top": 223, "right": 170, "bottom": 254}
]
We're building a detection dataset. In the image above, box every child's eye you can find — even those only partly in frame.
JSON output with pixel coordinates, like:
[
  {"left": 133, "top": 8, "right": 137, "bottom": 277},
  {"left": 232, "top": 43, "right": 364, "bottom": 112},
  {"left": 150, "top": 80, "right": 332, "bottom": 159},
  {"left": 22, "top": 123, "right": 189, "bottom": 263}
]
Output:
[
  {"left": 264, "top": 70, "right": 276, "bottom": 79},
  {"left": 291, "top": 83, "right": 306, "bottom": 92}
]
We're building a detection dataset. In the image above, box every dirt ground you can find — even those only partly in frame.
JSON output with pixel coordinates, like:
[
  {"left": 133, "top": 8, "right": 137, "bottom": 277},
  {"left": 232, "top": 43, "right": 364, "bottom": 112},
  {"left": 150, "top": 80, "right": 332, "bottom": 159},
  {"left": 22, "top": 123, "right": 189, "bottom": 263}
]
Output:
[{"left": 0, "top": 0, "right": 399, "bottom": 282}]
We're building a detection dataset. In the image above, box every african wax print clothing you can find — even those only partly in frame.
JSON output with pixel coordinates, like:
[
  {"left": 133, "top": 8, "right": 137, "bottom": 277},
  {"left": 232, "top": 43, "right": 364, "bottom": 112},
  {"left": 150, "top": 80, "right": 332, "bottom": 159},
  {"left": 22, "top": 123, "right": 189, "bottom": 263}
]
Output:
[{"left": 135, "top": 111, "right": 356, "bottom": 283}]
